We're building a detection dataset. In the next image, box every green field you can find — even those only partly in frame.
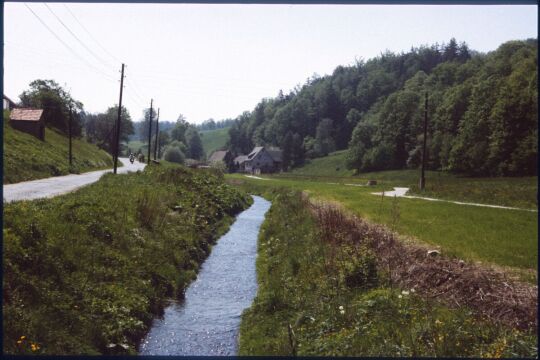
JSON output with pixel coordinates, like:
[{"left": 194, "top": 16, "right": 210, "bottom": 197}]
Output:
[
  {"left": 200, "top": 127, "right": 230, "bottom": 157},
  {"left": 3, "top": 163, "right": 251, "bottom": 355},
  {"left": 287, "top": 151, "right": 537, "bottom": 210},
  {"left": 238, "top": 190, "right": 536, "bottom": 357},
  {"left": 3, "top": 119, "right": 114, "bottom": 184},
  {"left": 227, "top": 173, "right": 537, "bottom": 272}
]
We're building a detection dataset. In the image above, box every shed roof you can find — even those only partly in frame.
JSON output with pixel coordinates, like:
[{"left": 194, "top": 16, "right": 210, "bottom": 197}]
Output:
[
  {"left": 10, "top": 108, "right": 44, "bottom": 122},
  {"left": 3, "top": 95, "right": 16, "bottom": 106},
  {"left": 247, "top": 146, "right": 264, "bottom": 159},
  {"left": 208, "top": 150, "right": 229, "bottom": 162},
  {"left": 234, "top": 155, "right": 248, "bottom": 164},
  {"left": 267, "top": 149, "right": 283, "bottom": 162}
]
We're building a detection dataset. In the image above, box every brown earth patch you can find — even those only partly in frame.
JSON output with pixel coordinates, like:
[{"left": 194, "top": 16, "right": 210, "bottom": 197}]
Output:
[{"left": 306, "top": 194, "right": 537, "bottom": 332}]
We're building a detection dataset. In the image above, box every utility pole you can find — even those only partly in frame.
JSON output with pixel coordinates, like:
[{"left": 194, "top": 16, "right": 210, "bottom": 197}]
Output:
[
  {"left": 147, "top": 99, "right": 153, "bottom": 164},
  {"left": 154, "top": 108, "right": 160, "bottom": 160},
  {"left": 68, "top": 104, "right": 73, "bottom": 167},
  {"left": 420, "top": 91, "right": 428, "bottom": 191},
  {"left": 113, "top": 63, "right": 125, "bottom": 174}
]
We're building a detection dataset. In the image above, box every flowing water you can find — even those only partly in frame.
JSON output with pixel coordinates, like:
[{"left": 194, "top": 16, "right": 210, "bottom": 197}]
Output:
[{"left": 139, "top": 195, "right": 271, "bottom": 356}]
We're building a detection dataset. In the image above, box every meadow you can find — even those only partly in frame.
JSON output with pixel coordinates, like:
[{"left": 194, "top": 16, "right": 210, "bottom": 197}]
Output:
[
  {"left": 199, "top": 127, "right": 230, "bottom": 157},
  {"left": 227, "top": 174, "right": 537, "bottom": 273}
]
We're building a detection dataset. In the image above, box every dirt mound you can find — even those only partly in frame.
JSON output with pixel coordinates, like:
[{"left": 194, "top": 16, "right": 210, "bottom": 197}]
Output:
[{"left": 308, "top": 197, "right": 537, "bottom": 331}]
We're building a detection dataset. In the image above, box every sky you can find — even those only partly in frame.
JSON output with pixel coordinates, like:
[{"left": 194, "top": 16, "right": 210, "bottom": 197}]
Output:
[{"left": 3, "top": 3, "right": 538, "bottom": 124}]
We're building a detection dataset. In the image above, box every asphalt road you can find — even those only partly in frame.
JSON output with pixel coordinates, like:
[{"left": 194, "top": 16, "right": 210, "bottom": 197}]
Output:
[{"left": 3, "top": 158, "right": 146, "bottom": 203}]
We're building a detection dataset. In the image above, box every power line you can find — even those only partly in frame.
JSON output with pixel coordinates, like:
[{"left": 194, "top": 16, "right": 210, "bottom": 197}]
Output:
[
  {"left": 43, "top": 3, "right": 114, "bottom": 72},
  {"left": 63, "top": 4, "right": 123, "bottom": 65},
  {"left": 24, "top": 3, "right": 116, "bottom": 82}
]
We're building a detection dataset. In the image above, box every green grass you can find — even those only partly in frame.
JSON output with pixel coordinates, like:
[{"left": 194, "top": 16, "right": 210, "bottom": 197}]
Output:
[
  {"left": 125, "top": 140, "right": 147, "bottom": 155},
  {"left": 238, "top": 190, "right": 536, "bottom": 357},
  {"left": 3, "top": 163, "right": 251, "bottom": 355},
  {"left": 200, "top": 127, "right": 230, "bottom": 157},
  {"left": 3, "top": 118, "right": 114, "bottom": 184},
  {"left": 227, "top": 174, "right": 537, "bottom": 271},
  {"left": 287, "top": 151, "right": 537, "bottom": 210}
]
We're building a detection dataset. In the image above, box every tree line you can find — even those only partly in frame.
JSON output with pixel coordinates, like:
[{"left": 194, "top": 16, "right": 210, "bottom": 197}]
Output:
[
  {"left": 225, "top": 38, "right": 537, "bottom": 176},
  {"left": 15, "top": 80, "right": 204, "bottom": 164}
]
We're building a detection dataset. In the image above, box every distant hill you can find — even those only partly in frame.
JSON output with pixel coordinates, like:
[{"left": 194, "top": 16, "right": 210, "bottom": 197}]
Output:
[
  {"left": 4, "top": 111, "right": 114, "bottom": 184},
  {"left": 200, "top": 127, "right": 230, "bottom": 157}
]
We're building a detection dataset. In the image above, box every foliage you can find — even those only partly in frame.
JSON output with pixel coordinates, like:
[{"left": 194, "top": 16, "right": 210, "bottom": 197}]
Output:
[
  {"left": 3, "top": 118, "right": 113, "bottom": 184},
  {"left": 19, "top": 79, "right": 84, "bottom": 136},
  {"left": 3, "top": 164, "right": 251, "bottom": 355},
  {"left": 185, "top": 127, "right": 204, "bottom": 160},
  {"left": 163, "top": 146, "right": 185, "bottom": 164},
  {"left": 222, "top": 39, "right": 536, "bottom": 177},
  {"left": 84, "top": 105, "right": 134, "bottom": 155},
  {"left": 237, "top": 190, "right": 536, "bottom": 357}
]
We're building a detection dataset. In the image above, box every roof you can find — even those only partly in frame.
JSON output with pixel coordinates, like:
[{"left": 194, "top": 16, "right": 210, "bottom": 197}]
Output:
[
  {"left": 247, "top": 146, "right": 264, "bottom": 160},
  {"left": 10, "top": 108, "right": 44, "bottom": 122},
  {"left": 3, "top": 95, "right": 16, "bottom": 105},
  {"left": 234, "top": 155, "right": 248, "bottom": 164},
  {"left": 267, "top": 149, "right": 283, "bottom": 162},
  {"left": 208, "top": 150, "right": 229, "bottom": 162}
]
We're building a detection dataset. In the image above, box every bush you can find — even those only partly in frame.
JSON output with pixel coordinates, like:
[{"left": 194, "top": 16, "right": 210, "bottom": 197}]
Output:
[{"left": 164, "top": 147, "right": 185, "bottom": 164}]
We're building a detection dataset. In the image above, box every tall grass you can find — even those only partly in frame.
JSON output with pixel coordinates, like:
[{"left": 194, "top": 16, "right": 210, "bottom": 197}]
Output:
[{"left": 3, "top": 163, "right": 251, "bottom": 355}]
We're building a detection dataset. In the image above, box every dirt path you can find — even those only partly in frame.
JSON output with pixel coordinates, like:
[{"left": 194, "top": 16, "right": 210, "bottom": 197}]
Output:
[
  {"left": 372, "top": 187, "right": 537, "bottom": 212},
  {"left": 3, "top": 158, "right": 146, "bottom": 203}
]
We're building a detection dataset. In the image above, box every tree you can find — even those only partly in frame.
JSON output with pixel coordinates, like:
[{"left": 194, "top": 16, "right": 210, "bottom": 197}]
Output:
[
  {"left": 164, "top": 147, "right": 185, "bottom": 164},
  {"left": 20, "top": 79, "right": 84, "bottom": 136},
  {"left": 185, "top": 127, "right": 204, "bottom": 160},
  {"left": 314, "top": 118, "right": 335, "bottom": 157},
  {"left": 84, "top": 105, "right": 134, "bottom": 155},
  {"left": 171, "top": 115, "right": 189, "bottom": 143}
]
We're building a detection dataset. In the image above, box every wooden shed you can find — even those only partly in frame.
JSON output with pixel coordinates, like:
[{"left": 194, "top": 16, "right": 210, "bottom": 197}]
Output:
[{"left": 9, "top": 108, "right": 45, "bottom": 140}]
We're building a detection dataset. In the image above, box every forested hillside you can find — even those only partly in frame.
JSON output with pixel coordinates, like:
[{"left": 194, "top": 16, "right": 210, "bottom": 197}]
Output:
[{"left": 226, "top": 38, "right": 537, "bottom": 176}]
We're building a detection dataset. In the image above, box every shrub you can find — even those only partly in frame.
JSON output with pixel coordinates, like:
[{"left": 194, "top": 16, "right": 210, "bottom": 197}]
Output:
[{"left": 164, "top": 147, "right": 185, "bottom": 164}]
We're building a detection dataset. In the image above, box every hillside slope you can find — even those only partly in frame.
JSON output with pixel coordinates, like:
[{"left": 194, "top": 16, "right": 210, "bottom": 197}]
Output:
[
  {"left": 3, "top": 118, "right": 114, "bottom": 184},
  {"left": 200, "top": 127, "right": 230, "bottom": 157}
]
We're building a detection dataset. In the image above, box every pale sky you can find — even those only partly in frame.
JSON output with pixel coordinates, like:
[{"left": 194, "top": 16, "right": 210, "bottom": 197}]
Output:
[{"left": 3, "top": 3, "right": 538, "bottom": 124}]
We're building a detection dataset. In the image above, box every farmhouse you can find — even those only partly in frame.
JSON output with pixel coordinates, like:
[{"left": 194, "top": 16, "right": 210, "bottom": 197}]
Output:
[
  {"left": 3, "top": 95, "right": 16, "bottom": 111},
  {"left": 234, "top": 146, "right": 283, "bottom": 174},
  {"left": 208, "top": 150, "right": 234, "bottom": 172},
  {"left": 9, "top": 108, "right": 45, "bottom": 140}
]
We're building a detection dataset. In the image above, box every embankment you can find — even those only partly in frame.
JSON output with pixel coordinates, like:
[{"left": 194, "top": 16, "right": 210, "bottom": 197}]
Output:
[{"left": 3, "top": 164, "right": 251, "bottom": 355}]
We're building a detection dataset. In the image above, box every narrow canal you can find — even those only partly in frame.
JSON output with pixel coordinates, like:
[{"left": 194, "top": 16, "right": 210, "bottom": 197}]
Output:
[{"left": 139, "top": 195, "right": 271, "bottom": 356}]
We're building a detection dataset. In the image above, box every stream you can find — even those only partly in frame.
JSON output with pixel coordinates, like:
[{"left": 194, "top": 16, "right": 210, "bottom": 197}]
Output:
[{"left": 139, "top": 195, "right": 271, "bottom": 356}]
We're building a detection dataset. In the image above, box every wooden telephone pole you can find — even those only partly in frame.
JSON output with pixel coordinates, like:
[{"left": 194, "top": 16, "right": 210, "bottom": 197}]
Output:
[
  {"left": 68, "top": 104, "right": 73, "bottom": 167},
  {"left": 153, "top": 108, "right": 160, "bottom": 160},
  {"left": 113, "top": 63, "right": 125, "bottom": 174},
  {"left": 420, "top": 91, "right": 428, "bottom": 190},
  {"left": 147, "top": 99, "right": 153, "bottom": 164}
]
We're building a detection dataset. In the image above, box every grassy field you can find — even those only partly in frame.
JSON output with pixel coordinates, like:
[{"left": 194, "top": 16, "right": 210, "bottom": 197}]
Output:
[
  {"left": 227, "top": 174, "right": 537, "bottom": 272},
  {"left": 238, "top": 190, "right": 536, "bottom": 357},
  {"left": 200, "top": 127, "right": 230, "bottom": 157},
  {"left": 3, "top": 163, "right": 251, "bottom": 355},
  {"left": 287, "top": 151, "right": 537, "bottom": 210},
  {"left": 3, "top": 119, "right": 114, "bottom": 184}
]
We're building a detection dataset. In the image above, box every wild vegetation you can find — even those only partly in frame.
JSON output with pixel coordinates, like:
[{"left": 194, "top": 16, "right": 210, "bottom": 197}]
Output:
[
  {"left": 3, "top": 163, "right": 251, "bottom": 355},
  {"left": 237, "top": 189, "right": 536, "bottom": 357},
  {"left": 3, "top": 114, "right": 114, "bottom": 184},
  {"left": 225, "top": 38, "right": 537, "bottom": 176}
]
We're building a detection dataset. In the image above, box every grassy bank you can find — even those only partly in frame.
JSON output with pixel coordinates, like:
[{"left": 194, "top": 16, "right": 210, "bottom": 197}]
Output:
[
  {"left": 238, "top": 190, "right": 536, "bottom": 357},
  {"left": 3, "top": 118, "right": 114, "bottom": 184},
  {"left": 287, "top": 151, "right": 537, "bottom": 209},
  {"left": 3, "top": 164, "right": 251, "bottom": 355}
]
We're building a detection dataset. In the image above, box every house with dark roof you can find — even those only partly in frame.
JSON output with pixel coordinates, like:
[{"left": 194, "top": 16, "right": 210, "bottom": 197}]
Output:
[
  {"left": 234, "top": 146, "right": 283, "bottom": 174},
  {"left": 208, "top": 150, "right": 234, "bottom": 172},
  {"left": 9, "top": 108, "right": 45, "bottom": 140}
]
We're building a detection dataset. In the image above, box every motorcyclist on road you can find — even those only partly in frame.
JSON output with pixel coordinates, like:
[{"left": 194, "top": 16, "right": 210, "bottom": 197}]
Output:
[{"left": 129, "top": 152, "right": 135, "bottom": 164}]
